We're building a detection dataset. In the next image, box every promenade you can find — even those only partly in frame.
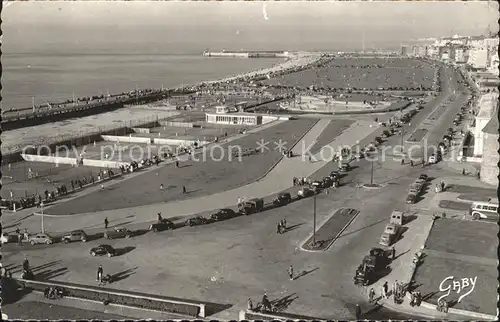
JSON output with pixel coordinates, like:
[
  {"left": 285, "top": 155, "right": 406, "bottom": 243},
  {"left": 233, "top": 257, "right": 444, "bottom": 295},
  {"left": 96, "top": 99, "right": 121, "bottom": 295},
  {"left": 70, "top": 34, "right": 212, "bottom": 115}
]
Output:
[{"left": 2, "top": 118, "right": 379, "bottom": 236}]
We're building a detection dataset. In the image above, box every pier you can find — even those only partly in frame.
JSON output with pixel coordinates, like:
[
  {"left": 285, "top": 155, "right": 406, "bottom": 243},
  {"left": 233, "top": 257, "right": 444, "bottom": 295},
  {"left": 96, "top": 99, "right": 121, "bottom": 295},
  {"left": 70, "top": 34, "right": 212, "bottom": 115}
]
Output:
[{"left": 202, "top": 50, "right": 290, "bottom": 58}]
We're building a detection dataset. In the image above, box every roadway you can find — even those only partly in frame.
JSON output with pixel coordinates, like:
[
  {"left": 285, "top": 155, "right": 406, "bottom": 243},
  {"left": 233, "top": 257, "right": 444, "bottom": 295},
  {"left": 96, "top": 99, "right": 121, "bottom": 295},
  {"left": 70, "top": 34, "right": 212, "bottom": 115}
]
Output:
[{"left": 1, "top": 64, "right": 472, "bottom": 319}]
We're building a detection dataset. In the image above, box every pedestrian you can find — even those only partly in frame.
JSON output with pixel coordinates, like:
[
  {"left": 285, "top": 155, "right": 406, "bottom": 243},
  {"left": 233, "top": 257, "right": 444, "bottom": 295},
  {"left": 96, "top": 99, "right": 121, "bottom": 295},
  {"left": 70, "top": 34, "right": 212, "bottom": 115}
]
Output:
[
  {"left": 175, "top": 161, "right": 179, "bottom": 168},
  {"left": 288, "top": 265, "right": 294, "bottom": 280},
  {"left": 18, "top": 232, "right": 23, "bottom": 245},
  {"left": 182, "top": 185, "right": 187, "bottom": 194},
  {"left": 368, "top": 288, "right": 375, "bottom": 303},
  {"left": 325, "top": 188, "right": 329, "bottom": 195},
  {"left": 410, "top": 160, "right": 414, "bottom": 167},
  {"left": 410, "top": 291, "right": 416, "bottom": 307},
  {"left": 160, "top": 184, "right": 164, "bottom": 190},
  {"left": 238, "top": 196, "right": 242, "bottom": 207},
  {"left": 392, "top": 280, "right": 398, "bottom": 298},
  {"left": 391, "top": 247, "right": 396, "bottom": 260},
  {"left": 477, "top": 171, "right": 480, "bottom": 179},
  {"left": 247, "top": 298, "right": 253, "bottom": 311},
  {"left": 157, "top": 212, "right": 162, "bottom": 222},
  {"left": 282, "top": 219, "right": 287, "bottom": 230},
  {"left": 381, "top": 282, "right": 388, "bottom": 299},
  {"left": 440, "top": 181, "right": 445, "bottom": 191},
  {"left": 355, "top": 304, "right": 361, "bottom": 319},
  {"left": 401, "top": 159, "right": 404, "bottom": 165},
  {"left": 462, "top": 168, "right": 466, "bottom": 175},
  {"left": 97, "top": 265, "right": 103, "bottom": 283},
  {"left": 101, "top": 183, "right": 104, "bottom": 189},
  {"left": 277, "top": 222, "right": 282, "bottom": 234},
  {"left": 104, "top": 217, "right": 109, "bottom": 229}
]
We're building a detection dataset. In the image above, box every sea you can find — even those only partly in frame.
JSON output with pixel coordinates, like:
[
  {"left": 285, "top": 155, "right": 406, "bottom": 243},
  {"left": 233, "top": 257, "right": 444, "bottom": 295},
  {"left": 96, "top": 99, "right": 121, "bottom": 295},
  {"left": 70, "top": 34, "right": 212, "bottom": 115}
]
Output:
[{"left": 1, "top": 53, "right": 281, "bottom": 111}]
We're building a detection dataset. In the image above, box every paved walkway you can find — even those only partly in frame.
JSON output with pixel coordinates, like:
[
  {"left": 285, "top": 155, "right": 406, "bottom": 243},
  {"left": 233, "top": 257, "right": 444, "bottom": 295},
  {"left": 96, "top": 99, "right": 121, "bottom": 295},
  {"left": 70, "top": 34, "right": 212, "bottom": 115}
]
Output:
[{"left": 2, "top": 119, "right": 379, "bottom": 237}]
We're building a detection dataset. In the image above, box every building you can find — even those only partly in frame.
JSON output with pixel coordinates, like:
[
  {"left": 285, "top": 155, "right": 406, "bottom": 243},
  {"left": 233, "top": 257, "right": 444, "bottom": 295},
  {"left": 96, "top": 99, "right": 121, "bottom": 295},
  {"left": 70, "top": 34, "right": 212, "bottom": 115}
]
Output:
[
  {"left": 401, "top": 46, "right": 409, "bottom": 57},
  {"left": 472, "top": 93, "right": 498, "bottom": 157},
  {"left": 488, "top": 52, "right": 499, "bottom": 75},
  {"left": 427, "top": 46, "right": 439, "bottom": 59},
  {"left": 455, "top": 47, "right": 466, "bottom": 63},
  {"left": 412, "top": 46, "right": 418, "bottom": 56},
  {"left": 441, "top": 52, "right": 450, "bottom": 63},
  {"left": 417, "top": 46, "right": 428, "bottom": 57},
  {"left": 480, "top": 104, "right": 499, "bottom": 186},
  {"left": 206, "top": 106, "right": 279, "bottom": 125},
  {"left": 468, "top": 48, "right": 488, "bottom": 69}
]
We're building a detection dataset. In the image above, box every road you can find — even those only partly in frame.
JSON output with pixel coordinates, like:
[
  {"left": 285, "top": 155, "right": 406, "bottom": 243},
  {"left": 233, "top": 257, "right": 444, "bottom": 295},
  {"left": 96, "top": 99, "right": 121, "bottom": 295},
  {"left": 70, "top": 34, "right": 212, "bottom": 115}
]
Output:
[{"left": 1, "top": 64, "right": 472, "bottom": 319}]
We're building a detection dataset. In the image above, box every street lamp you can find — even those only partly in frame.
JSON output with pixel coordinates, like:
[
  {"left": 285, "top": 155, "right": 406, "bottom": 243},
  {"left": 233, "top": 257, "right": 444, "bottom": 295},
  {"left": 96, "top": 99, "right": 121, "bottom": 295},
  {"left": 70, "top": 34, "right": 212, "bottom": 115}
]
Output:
[
  {"left": 312, "top": 193, "right": 317, "bottom": 246},
  {"left": 41, "top": 201, "right": 45, "bottom": 233},
  {"left": 370, "top": 160, "right": 375, "bottom": 186}
]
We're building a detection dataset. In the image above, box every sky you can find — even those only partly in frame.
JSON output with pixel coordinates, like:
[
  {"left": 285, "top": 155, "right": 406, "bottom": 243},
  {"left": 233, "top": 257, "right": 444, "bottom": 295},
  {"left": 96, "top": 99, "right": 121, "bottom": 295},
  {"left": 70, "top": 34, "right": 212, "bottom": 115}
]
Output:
[{"left": 2, "top": 1, "right": 499, "bottom": 54}]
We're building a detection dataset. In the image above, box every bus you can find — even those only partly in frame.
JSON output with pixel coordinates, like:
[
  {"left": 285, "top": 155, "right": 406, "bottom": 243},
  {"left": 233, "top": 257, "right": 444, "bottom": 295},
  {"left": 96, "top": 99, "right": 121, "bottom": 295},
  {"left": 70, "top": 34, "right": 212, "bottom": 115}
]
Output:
[{"left": 469, "top": 201, "right": 499, "bottom": 221}]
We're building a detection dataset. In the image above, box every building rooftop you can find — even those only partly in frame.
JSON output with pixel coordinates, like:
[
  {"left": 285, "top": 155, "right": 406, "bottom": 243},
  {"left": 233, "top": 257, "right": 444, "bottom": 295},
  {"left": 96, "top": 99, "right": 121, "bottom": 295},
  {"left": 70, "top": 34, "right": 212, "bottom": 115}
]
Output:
[{"left": 477, "top": 93, "right": 498, "bottom": 119}]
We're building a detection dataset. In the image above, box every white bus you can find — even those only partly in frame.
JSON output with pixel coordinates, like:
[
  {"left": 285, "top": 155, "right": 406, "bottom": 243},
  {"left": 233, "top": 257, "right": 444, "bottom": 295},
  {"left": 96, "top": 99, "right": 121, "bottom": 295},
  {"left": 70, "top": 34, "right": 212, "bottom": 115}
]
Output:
[{"left": 469, "top": 201, "right": 499, "bottom": 221}]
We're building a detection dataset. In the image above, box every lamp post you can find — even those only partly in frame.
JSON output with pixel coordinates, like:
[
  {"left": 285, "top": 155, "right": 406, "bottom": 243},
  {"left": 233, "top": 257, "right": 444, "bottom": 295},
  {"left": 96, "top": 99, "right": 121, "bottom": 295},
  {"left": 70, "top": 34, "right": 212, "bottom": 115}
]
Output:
[
  {"left": 41, "top": 201, "right": 45, "bottom": 233},
  {"left": 370, "top": 160, "right": 375, "bottom": 186},
  {"left": 312, "top": 193, "right": 317, "bottom": 246}
]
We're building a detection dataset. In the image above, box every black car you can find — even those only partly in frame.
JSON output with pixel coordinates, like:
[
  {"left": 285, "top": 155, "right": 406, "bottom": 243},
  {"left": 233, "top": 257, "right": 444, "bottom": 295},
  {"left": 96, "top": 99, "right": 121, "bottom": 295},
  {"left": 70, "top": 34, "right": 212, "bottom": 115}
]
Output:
[
  {"left": 210, "top": 209, "right": 236, "bottom": 221},
  {"left": 185, "top": 216, "right": 208, "bottom": 227},
  {"left": 273, "top": 192, "right": 292, "bottom": 206},
  {"left": 419, "top": 174, "right": 429, "bottom": 181},
  {"left": 330, "top": 170, "right": 339, "bottom": 178},
  {"left": 149, "top": 219, "right": 175, "bottom": 232},
  {"left": 406, "top": 193, "right": 417, "bottom": 204},
  {"left": 322, "top": 176, "right": 333, "bottom": 187},
  {"left": 90, "top": 244, "right": 116, "bottom": 257}
]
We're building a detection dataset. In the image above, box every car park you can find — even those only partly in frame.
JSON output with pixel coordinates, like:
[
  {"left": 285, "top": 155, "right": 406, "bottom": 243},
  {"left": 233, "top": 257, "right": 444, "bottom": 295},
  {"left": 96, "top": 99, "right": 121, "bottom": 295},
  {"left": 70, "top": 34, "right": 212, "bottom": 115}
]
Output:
[
  {"left": 210, "top": 208, "right": 237, "bottom": 221},
  {"left": 104, "top": 227, "right": 132, "bottom": 239},
  {"left": 90, "top": 244, "right": 116, "bottom": 257},
  {"left": 149, "top": 219, "right": 175, "bottom": 232},
  {"left": 239, "top": 198, "right": 264, "bottom": 215},
  {"left": 273, "top": 192, "right": 292, "bottom": 206},
  {"left": 406, "top": 193, "right": 417, "bottom": 204},
  {"left": 62, "top": 230, "right": 88, "bottom": 244},
  {"left": 297, "top": 187, "right": 315, "bottom": 199},
  {"left": 28, "top": 233, "right": 54, "bottom": 245},
  {"left": 185, "top": 216, "right": 208, "bottom": 227}
]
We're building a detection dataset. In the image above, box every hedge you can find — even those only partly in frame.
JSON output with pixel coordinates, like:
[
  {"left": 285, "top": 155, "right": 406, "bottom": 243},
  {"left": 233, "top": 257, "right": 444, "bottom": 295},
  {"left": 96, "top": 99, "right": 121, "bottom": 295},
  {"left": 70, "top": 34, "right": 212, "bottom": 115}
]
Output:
[{"left": 20, "top": 280, "right": 200, "bottom": 317}]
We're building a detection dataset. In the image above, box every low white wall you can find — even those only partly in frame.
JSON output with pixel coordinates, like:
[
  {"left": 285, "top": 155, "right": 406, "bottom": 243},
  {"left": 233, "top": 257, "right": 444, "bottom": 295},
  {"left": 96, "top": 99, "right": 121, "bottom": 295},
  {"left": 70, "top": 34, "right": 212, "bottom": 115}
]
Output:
[
  {"left": 101, "top": 135, "right": 152, "bottom": 144},
  {"left": 262, "top": 115, "right": 280, "bottom": 124},
  {"left": 132, "top": 128, "right": 151, "bottom": 134},
  {"left": 153, "top": 138, "right": 210, "bottom": 146},
  {"left": 160, "top": 121, "right": 195, "bottom": 128},
  {"left": 21, "top": 154, "right": 128, "bottom": 168}
]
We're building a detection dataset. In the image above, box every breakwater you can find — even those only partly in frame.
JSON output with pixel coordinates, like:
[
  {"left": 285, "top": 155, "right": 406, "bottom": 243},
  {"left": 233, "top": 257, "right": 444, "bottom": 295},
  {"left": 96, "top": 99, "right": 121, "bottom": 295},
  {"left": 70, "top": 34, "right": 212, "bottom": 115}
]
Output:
[{"left": 202, "top": 50, "right": 290, "bottom": 58}]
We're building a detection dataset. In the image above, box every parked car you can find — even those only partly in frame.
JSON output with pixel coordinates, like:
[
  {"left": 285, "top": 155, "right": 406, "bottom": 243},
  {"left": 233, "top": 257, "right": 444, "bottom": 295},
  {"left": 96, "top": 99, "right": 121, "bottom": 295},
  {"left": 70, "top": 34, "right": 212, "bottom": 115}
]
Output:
[
  {"left": 1, "top": 232, "right": 17, "bottom": 244},
  {"left": 297, "top": 187, "right": 315, "bottom": 199},
  {"left": 339, "top": 163, "right": 351, "bottom": 173},
  {"left": 311, "top": 180, "right": 325, "bottom": 189},
  {"left": 409, "top": 184, "right": 422, "bottom": 195},
  {"left": 210, "top": 208, "right": 236, "bottom": 221},
  {"left": 330, "top": 170, "right": 340, "bottom": 178},
  {"left": 28, "top": 233, "right": 54, "bottom": 245},
  {"left": 239, "top": 198, "right": 264, "bottom": 215},
  {"left": 104, "top": 227, "right": 132, "bottom": 239},
  {"left": 354, "top": 152, "right": 364, "bottom": 159},
  {"left": 90, "top": 244, "right": 116, "bottom": 257},
  {"left": 62, "top": 230, "right": 88, "bottom": 244},
  {"left": 419, "top": 174, "right": 429, "bottom": 181},
  {"left": 149, "top": 219, "right": 175, "bottom": 232},
  {"left": 273, "top": 192, "right": 292, "bottom": 206},
  {"left": 185, "top": 216, "right": 208, "bottom": 227},
  {"left": 322, "top": 176, "right": 333, "bottom": 187},
  {"left": 406, "top": 193, "right": 417, "bottom": 204},
  {"left": 428, "top": 154, "right": 437, "bottom": 164},
  {"left": 379, "top": 223, "right": 402, "bottom": 247}
]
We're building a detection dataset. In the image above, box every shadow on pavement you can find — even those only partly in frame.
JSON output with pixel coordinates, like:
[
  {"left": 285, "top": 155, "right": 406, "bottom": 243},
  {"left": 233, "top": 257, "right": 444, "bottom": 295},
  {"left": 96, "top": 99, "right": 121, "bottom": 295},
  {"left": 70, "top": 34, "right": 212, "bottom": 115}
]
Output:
[
  {"left": 294, "top": 267, "right": 319, "bottom": 280},
  {"left": 115, "top": 246, "right": 136, "bottom": 256},
  {"left": 337, "top": 219, "right": 388, "bottom": 239},
  {"left": 284, "top": 222, "right": 306, "bottom": 233},
  {"left": 271, "top": 293, "right": 298, "bottom": 312},
  {"left": 404, "top": 214, "right": 418, "bottom": 225},
  {"left": 110, "top": 267, "right": 138, "bottom": 283},
  {"left": 36, "top": 267, "right": 69, "bottom": 280}
]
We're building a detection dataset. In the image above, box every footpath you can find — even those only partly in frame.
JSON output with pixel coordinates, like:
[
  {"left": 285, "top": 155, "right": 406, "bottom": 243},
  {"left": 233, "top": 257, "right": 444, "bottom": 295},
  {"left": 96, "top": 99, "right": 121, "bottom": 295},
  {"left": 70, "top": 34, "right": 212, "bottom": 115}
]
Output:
[{"left": 2, "top": 119, "right": 379, "bottom": 237}]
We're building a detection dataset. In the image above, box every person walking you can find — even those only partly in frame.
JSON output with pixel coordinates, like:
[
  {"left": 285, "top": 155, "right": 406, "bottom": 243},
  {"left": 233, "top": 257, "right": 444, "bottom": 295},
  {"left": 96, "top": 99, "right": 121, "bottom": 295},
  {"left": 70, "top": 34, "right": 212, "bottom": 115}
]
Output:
[
  {"left": 288, "top": 265, "right": 294, "bottom": 281},
  {"left": 104, "top": 217, "right": 109, "bottom": 229},
  {"left": 96, "top": 265, "right": 103, "bottom": 283},
  {"left": 238, "top": 196, "right": 242, "bottom": 208},
  {"left": 247, "top": 298, "right": 253, "bottom": 311},
  {"left": 440, "top": 181, "right": 445, "bottom": 191},
  {"left": 381, "top": 282, "right": 388, "bottom": 299},
  {"left": 277, "top": 222, "right": 282, "bottom": 234},
  {"left": 282, "top": 219, "right": 287, "bottom": 230},
  {"left": 368, "top": 288, "right": 376, "bottom": 303},
  {"left": 391, "top": 247, "right": 396, "bottom": 260},
  {"left": 157, "top": 213, "right": 162, "bottom": 222},
  {"left": 355, "top": 304, "right": 362, "bottom": 319},
  {"left": 182, "top": 185, "right": 187, "bottom": 194}
]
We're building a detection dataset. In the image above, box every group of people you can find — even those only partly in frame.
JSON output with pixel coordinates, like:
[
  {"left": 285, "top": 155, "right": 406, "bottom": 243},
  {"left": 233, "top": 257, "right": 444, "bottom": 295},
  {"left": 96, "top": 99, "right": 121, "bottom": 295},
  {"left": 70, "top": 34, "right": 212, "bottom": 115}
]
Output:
[
  {"left": 276, "top": 219, "right": 287, "bottom": 234},
  {"left": 16, "top": 228, "right": 30, "bottom": 245},
  {"left": 293, "top": 176, "right": 310, "bottom": 186},
  {"left": 435, "top": 180, "right": 446, "bottom": 193},
  {"left": 409, "top": 290, "right": 423, "bottom": 307}
]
